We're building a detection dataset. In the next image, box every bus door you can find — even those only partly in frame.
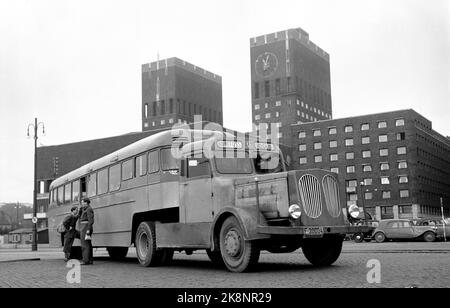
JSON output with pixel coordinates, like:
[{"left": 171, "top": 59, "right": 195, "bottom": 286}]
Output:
[{"left": 181, "top": 156, "right": 213, "bottom": 223}]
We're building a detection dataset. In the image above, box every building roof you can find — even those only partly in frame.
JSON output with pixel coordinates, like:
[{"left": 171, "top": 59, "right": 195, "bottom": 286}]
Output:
[{"left": 8, "top": 228, "right": 48, "bottom": 234}]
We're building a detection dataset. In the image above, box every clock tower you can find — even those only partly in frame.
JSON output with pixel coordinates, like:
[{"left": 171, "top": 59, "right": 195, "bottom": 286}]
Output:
[{"left": 250, "top": 27, "right": 333, "bottom": 148}]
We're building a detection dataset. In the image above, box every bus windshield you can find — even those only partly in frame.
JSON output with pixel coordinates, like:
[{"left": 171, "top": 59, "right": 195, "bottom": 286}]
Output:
[
  {"left": 253, "top": 152, "right": 283, "bottom": 174},
  {"left": 214, "top": 157, "right": 253, "bottom": 174}
]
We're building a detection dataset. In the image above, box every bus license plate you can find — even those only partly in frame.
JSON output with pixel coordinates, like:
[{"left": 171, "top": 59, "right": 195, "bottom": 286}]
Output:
[{"left": 304, "top": 227, "right": 324, "bottom": 238}]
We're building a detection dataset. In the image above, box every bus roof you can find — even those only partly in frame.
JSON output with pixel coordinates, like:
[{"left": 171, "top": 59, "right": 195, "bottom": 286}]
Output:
[{"left": 49, "top": 129, "right": 232, "bottom": 189}]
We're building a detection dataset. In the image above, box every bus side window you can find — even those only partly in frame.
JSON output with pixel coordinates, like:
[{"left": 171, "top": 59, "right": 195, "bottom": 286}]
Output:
[
  {"left": 87, "top": 173, "right": 97, "bottom": 197},
  {"left": 148, "top": 150, "right": 160, "bottom": 174},
  {"left": 161, "top": 148, "right": 178, "bottom": 173},
  {"left": 80, "top": 177, "right": 87, "bottom": 199},
  {"left": 187, "top": 158, "right": 211, "bottom": 178},
  {"left": 135, "top": 153, "right": 147, "bottom": 177},
  {"left": 57, "top": 186, "right": 64, "bottom": 206},
  {"left": 73, "top": 180, "right": 80, "bottom": 203}
]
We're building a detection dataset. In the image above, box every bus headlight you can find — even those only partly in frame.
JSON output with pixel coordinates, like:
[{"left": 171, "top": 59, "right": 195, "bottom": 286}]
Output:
[
  {"left": 348, "top": 204, "right": 360, "bottom": 219},
  {"left": 289, "top": 204, "right": 301, "bottom": 219}
]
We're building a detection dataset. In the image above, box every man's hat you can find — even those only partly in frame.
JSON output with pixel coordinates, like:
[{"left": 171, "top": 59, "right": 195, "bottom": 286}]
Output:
[{"left": 82, "top": 197, "right": 91, "bottom": 204}]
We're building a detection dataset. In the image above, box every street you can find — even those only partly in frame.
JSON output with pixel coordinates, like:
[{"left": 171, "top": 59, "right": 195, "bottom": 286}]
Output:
[{"left": 0, "top": 241, "right": 449, "bottom": 288}]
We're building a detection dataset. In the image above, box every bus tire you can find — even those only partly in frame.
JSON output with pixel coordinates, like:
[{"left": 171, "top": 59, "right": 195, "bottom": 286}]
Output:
[
  {"left": 219, "top": 216, "right": 260, "bottom": 273},
  {"left": 301, "top": 235, "right": 343, "bottom": 267},
  {"left": 107, "top": 247, "right": 129, "bottom": 260},
  {"left": 135, "top": 221, "right": 163, "bottom": 267},
  {"left": 206, "top": 249, "right": 224, "bottom": 267}
]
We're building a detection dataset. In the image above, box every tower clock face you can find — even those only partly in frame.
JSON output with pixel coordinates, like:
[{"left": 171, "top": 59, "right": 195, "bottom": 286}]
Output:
[{"left": 255, "top": 52, "right": 278, "bottom": 78}]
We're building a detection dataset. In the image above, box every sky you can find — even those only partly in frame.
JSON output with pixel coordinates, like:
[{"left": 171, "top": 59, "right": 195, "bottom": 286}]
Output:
[{"left": 0, "top": 0, "right": 449, "bottom": 203}]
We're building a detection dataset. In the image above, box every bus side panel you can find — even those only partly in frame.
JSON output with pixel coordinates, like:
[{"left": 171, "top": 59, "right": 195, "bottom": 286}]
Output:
[
  {"left": 92, "top": 184, "right": 147, "bottom": 247},
  {"left": 156, "top": 222, "right": 211, "bottom": 248}
]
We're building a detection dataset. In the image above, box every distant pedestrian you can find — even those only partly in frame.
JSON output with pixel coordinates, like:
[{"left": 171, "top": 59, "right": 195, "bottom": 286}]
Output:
[
  {"left": 63, "top": 206, "right": 80, "bottom": 261},
  {"left": 79, "top": 197, "right": 94, "bottom": 265}
]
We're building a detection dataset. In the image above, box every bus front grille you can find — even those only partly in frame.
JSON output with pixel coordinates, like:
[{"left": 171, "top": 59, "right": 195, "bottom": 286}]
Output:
[
  {"left": 322, "top": 175, "right": 341, "bottom": 218},
  {"left": 298, "top": 174, "right": 322, "bottom": 219}
]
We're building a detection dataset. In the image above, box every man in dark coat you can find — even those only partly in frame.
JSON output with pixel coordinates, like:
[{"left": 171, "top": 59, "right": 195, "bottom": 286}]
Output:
[
  {"left": 63, "top": 206, "right": 79, "bottom": 261},
  {"left": 79, "top": 197, "right": 94, "bottom": 265}
]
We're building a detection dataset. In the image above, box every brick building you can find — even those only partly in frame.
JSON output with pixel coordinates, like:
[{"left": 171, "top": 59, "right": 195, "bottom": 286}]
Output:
[
  {"left": 142, "top": 57, "right": 223, "bottom": 131},
  {"left": 250, "top": 28, "right": 333, "bottom": 146},
  {"left": 290, "top": 109, "right": 450, "bottom": 220}
]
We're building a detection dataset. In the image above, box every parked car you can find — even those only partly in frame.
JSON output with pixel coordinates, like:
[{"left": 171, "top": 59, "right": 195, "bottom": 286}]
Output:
[
  {"left": 353, "top": 220, "right": 379, "bottom": 243},
  {"left": 372, "top": 219, "right": 438, "bottom": 243},
  {"left": 412, "top": 218, "right": 450, "bottom": 240}
]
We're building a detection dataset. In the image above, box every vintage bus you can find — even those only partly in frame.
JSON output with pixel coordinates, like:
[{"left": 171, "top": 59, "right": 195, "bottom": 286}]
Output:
[{"left": 48, "top": 129, "right": 370, "bottom": 272}]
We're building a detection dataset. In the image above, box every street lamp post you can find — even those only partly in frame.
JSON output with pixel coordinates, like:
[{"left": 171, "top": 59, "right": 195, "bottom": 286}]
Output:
[{"left": 27, "top": 118, "right": 45, "bottom": 251}]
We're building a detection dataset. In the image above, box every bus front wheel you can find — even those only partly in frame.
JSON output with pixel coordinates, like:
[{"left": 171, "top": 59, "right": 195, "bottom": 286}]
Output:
[
  {"left": 301, "top": 235, "right": 343, "bottom": 267},
  {"left": 219, "top": 216, "right": 260, "bottom": 273},
  {"left": 135, "top": 221, "right": 165, "bottom": 267}
]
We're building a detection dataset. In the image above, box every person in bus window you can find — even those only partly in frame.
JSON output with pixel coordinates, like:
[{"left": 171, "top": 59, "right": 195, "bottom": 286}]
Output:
[
  {"left": 63, "top": 206, "right": 79, "bottom": 262},
  {"left": 79, "top": 197, "right": 94, "bottom": 265}
]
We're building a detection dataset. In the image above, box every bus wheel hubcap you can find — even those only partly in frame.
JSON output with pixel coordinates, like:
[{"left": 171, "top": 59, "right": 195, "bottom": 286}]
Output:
[
  {"left": 224, "top": 230, "right": 241, "bottom": 257},
  {"left": 139, "top": 233, "right": 148, "bottom": 257}
]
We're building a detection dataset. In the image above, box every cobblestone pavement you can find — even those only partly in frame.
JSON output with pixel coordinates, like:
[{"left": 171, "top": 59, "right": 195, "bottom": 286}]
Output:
[{"left": 0, "top": 242, "right": 449, "bottom": 288}]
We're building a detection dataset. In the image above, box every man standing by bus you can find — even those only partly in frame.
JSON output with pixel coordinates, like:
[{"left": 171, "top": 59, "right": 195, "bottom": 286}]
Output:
[
  {"left": 79, "top": 197, "right": 94, "bottom": 265},
  {"left": 63, "top": 206, "right": 79, "bottom": 261}
]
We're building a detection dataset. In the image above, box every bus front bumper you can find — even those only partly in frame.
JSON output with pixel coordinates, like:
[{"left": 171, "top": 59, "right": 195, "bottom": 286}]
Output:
[{"left": 257, "top": 225, "right": 374, "bottom": 236}]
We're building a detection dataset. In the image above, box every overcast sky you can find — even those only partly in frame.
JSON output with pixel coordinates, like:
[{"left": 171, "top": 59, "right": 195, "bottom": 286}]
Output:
[{"left": 0, "top": 0, "right": 449, "bottom": 203}]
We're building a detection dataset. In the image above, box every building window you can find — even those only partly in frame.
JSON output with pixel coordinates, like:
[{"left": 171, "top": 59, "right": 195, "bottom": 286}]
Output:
[
  {"left": 381, "top": 176, "right": 390, "bottom": 185},
  {"left": 265, "top": 102, "right": 269, "bottom": 108},
  {"left": 397, "top": 147, "right": 407, "bottom": 155},
  {"left": 380, "top": 162, "right": 390, "bottom": 171},
  {"left": 347, "top": 180, "right": 357, "bottom": 187},
  {"left": 378, "top": 121, "right": 387, "bottom": 128},
  {"left": 314, "top": 142, "right": 322, "bottom": 150},
  {"left": 396, "top": 118, "right": 405, "bottom": 127},
  {"left": 144, "top": 104, "right": 148, "bottom": 118},
  {"left": 345, "top": 138, "right": 354, "bottom": 146},
  {"left": 380, "top": 149, "right": 389, "bottom": 156},
  {"left": 254, "top": 104, "right": 260, "bottom": 110},
  {"left": 299, "top": 144, "right": 307, "bottom": 151},
  {"left": 346, "top": 166, "right": 355, "bottom": 173},
  {"left": 399, "top": 205, "right": 412, "bottom": 214},
  {"left": 254, "top": 82, "right": 259, "bottom": 99},
  {"left": 275, "top": 111, "right": 280, "bottom": 117},
  {"left": 265, "top": 113, "right": 271, "bottom": 119},
  {"left": 363, "top": 178, "right": 373, "bottom": 185},
  {"left": 362, "top": 150, "right": 371, "bottom": 158},
  {"left": 399, "top": 176, "right": 409, "bottom": 184},
  {"left": 329, "top": 140, "right": 337, "bottom": 148},
  {"left": 161, "top": 119, "right": 165, "bottom": 125},
  {"left": 344, "top": 125, "right": 353, "bottom": 133},
  {"left": 277, "top": 132, "right": 283, "bottom": 138},
  {"left": 314, "top": 155, "right": 322, "bottom": 163},
  {"left": 160, "top": 100, "right": 165, "bottom": 115},
  {"left": 363, "top": 164, "right": 372, "bottom": 172},
  {"left": 169, "top": 99, "right": 173, "bottom": 114},
  {"left": 365, "top": 192, "right": 373, "bottom": 200},
  {"left": 275, "top": 79, "right": 281, "bottom": 95},
  {"left": 378, "top": 135, "right": 388, "bottom": 143},
  {"left": 396, "top": 132, "right": 406, "bottom": 141},
  {"left": 169, "top": 118, "right": 174, "bottom": 124},
  {"left": 255, "top": 115, "right": 260, "bottom": 121},
  {"left": 299, "top": 157, "right": 307, "bottom": 164},
  {"left": 330, "top": 154, "right": 338, "bottom": 161},
  {"left": 400, "top": 190, "right": 410, "bottom": 198},
  {"left": 382, "top": 191, "right": 391, "bottom": 199},
  {"left": 361, "top": 136, "right": 370, "bottom": 144},
  {"left": 346, "top": 152, "right": 354, "bottom": 160},
  {"left": 275, "top": 100, "right": 281, "bottom": 107},
  {"left": 398, "top": 161, "right": 408, "bottom": 169},
  {"left": 298, "top": 131, "right": 306, "bottom": 139},
  {"left": 264, "top": 81, "right": 270, "bottom": 97},
  {"left": 313, "top": 129, "right": 321, "bottom": 137},
  {"left": 330, "top": 167, "right": 339, "bottom": 174},
  {"left": 361, "top": 123, "right": 370, "bottom": 131},
  {"left": 329, "top": 127, "right": 337, "bottom": 135}
]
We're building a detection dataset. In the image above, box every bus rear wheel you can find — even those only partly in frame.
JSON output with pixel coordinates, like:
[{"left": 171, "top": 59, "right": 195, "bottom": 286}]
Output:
[
  {"left": 301, "top": 235, "right": 343, "bottom": 267},
  {"left": 135, "top": 221, "right": 165, "bottom": 267},
  {"left": 219, "top": 216, "right": 260, "bottom": 273},
  {"left": 107, "top": 247, "right": 129, "bottom": 260}
]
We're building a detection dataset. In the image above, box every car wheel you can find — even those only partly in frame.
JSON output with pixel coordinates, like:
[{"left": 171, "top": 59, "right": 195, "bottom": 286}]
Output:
[
  {"left": 354, "top": 233, "right": 364, "bottom": 243},
  {"left": 423, "top": 231, "right": 436, "bottom": 243},
  {"left": 374, "top": 232, "right": 386, "bottom": 243}
]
